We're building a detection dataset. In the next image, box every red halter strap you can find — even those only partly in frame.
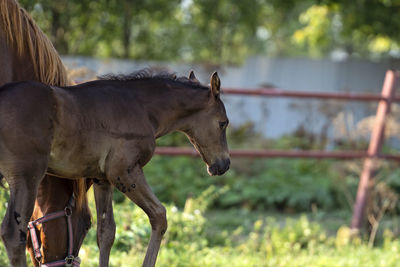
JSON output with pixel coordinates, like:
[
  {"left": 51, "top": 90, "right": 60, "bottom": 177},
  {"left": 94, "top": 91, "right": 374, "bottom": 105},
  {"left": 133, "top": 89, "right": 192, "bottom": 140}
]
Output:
[{"left": 27, "top": 195, "right": 81, "bottom": 267}]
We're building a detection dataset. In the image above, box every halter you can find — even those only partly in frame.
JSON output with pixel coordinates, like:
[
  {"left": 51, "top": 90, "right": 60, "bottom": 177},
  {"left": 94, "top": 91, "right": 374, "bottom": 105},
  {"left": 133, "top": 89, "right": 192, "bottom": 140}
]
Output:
[{"left": 27, "top": 194, "right": 81, "bottom": 267}]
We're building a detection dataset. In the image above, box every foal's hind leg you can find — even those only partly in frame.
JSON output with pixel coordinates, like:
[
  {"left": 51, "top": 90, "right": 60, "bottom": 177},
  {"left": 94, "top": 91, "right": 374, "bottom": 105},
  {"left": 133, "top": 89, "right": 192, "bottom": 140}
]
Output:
[
  {"left": 1, "top": 170, "right": 46, "bottom": 267},
  {"left": 108, "top": 165, "right": 167, "bottom": 267},
  {"left": 94, "top": 180, "right": 116, "bottom": 267}
]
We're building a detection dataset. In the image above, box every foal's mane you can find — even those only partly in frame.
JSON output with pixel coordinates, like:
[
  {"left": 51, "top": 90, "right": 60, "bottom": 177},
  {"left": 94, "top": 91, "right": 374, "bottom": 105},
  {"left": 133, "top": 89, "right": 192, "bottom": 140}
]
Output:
[
  {"left": 99, "top": 68, "right": 209, "bottom": 90},
  {"left": 0, "top": 0, "right": 68, "bottom": 86}
]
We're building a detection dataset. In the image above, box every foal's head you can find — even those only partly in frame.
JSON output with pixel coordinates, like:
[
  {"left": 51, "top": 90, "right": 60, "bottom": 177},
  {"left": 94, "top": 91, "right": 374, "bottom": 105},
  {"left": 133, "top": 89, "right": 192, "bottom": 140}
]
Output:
[{"left": 182, "top": 71, "right": 230, "bottom": 176}]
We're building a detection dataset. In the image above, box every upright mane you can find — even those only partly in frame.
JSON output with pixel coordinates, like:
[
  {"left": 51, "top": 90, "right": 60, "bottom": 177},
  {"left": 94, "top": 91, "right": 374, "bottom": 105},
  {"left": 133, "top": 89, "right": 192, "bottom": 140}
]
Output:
[
  {"left": 98, "top": 68, "right": 209, "bottom": 90},
  {"left": 0, "top": 0, "right": 68, "bottom": 86}
]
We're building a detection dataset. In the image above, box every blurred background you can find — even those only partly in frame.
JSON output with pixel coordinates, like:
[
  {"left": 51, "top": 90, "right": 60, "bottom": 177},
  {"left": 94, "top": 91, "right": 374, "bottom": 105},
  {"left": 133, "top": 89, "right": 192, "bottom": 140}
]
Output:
[
  {"left": 19, "top": 0, "right": 400, "bottom": 139},
  {"left": 3, "top": 0, "right": 400, "bottom": 266}
]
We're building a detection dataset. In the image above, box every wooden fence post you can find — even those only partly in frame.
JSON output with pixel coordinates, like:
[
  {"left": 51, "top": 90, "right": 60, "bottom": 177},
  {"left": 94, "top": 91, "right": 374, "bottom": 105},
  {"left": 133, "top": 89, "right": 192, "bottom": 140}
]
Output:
[{"left": 351, "top": 70, "right": 398, "bottom": 230}]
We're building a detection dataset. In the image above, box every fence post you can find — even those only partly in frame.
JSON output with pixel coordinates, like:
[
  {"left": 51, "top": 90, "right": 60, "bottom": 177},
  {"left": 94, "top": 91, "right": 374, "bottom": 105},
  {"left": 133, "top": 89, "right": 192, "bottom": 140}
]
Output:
[{"left": 351, "top": 70, "right": 397, "bottom": 230}]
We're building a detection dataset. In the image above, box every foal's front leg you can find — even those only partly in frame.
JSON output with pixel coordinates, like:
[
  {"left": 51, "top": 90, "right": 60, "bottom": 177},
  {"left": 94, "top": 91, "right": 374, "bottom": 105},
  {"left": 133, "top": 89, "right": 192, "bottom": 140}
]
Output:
[
  {"left": 109, "top": 165, "right": 167, "bottom": 267},
  {"left": 94, "top": 180, "right": 115, "bottom": 267}
]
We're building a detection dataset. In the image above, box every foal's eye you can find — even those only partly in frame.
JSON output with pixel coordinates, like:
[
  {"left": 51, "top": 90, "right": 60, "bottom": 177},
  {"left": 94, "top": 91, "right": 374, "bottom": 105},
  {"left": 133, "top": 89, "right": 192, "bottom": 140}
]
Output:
[{"left": 219, "top": 120, "right": 229, "bottom": 130}]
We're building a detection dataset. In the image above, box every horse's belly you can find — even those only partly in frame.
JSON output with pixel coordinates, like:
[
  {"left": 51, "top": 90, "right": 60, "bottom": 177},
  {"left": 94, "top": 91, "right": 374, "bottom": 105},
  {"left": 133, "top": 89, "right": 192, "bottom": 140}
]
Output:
[
  {"left": 47, "top": 158, "right": 99, "bottom": 178},
  {"left": 48, "top": 143, "right": 107, "bottom": 178},
  {"left": 47, "top": 158, "right": 97, "bottom": 178}
]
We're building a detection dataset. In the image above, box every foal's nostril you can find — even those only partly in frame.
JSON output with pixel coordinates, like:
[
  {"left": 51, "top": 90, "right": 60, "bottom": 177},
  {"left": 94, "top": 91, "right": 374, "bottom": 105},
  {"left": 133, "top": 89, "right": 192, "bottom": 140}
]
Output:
[
  {"left": 208, "top": 158, "right": 231, "bottom": 176},
  {"left": 217, "top": 158, "right": 230, "bottom": 175},
  {"left": 222, "top": 158, "right": 230, "bottom": 173}
]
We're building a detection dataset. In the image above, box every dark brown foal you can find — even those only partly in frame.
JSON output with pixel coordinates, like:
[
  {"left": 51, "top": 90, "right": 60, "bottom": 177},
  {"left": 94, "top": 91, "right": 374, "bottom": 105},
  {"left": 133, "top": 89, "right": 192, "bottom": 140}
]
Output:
[{"left": 0, "top": 69, "right": 230, "bottom": 267}]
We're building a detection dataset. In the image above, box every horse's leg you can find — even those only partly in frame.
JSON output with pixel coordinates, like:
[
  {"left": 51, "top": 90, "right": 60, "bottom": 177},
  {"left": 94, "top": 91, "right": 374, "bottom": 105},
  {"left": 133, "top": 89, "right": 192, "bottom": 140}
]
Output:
[
  {"left": 94, "top": 180, "right": 115, "bottom": 267},
  {"left": 108, "top": 165, "right": 167, "bottom": 267},
  {"left": 1, "top": 171, "right": 44, "bottom": 267}
]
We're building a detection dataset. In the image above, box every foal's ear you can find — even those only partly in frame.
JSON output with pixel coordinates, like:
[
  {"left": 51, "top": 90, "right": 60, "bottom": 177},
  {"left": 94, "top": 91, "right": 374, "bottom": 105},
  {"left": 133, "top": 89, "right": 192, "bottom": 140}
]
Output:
[
  {"left": 188, "top": 70, "right": 199, "bottom": 82},
  {"left": 210, "top": 72, "right": 221, "bottom": 98}
]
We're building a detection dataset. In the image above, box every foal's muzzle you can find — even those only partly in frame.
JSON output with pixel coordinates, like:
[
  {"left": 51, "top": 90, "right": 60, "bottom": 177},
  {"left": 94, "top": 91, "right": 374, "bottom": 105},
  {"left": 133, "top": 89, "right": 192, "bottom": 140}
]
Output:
[{"left": 208, "top": 158, "right": 230, "bottom": 176}]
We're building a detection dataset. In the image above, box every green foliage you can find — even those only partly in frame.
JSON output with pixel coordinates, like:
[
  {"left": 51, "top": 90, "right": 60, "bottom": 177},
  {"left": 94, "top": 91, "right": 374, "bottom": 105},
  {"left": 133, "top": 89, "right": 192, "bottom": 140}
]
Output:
[
  {"left": 0, "top": 185, "right": 8, "bottom": 266},
  {"left": 292, "top": 5, "right": 335, "bottom": 57},
  {"left": 2, "top": 184, "right": 400, "bottom": 266},
  {"left": 219, "top": 158, "right": 335, "bottom": 210},
  {"left": 64, "top": 200, "right": 400, "bottom": 266},
  {"left": 144, "top": 126, "right": 340, "bottom": 211},
  {"left": 236, "top": 215, "right": 327, "bottom": 257},
  {"left": 293, "top": 1, "right": 400, "bottom": 58},
  {"left": 70, "top": 188, "right": 400, "bottom": 267},
  {"left": 19, "top": 0, "right": 182, "bottom": 59},
  {"left": 142, "top": 152, "right": 340, "bottom": 211},
  {"left": 144, "top": 156, "right": 210, "bottom": 207},
  {"left": 0, "top": 184, "right": 8, "bottom": 218},
  {"left": 19, "top": 0, "right": 400, "bottom": 62},
  {"left": 185, "top": 0, "right": 266, "bottom": 64}
]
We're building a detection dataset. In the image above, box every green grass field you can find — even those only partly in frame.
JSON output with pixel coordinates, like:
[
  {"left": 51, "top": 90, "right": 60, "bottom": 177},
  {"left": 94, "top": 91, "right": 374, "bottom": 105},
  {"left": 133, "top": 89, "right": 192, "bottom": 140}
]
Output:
[
  {"left": 2, "top": 187, "right": 400, "bottom": 267},
  {"left": 1, "top": 140, "right": 399, "bottom": 266},
  {"left": 78, "top": 200, "right": 400, "bottom": 267}
]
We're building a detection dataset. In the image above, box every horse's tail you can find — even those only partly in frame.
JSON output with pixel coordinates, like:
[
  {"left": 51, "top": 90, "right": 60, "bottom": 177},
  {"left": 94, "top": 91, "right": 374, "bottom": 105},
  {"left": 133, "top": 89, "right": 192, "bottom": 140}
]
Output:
[{"left": 73, "top": 179, "right": 88, "bottom": 213}]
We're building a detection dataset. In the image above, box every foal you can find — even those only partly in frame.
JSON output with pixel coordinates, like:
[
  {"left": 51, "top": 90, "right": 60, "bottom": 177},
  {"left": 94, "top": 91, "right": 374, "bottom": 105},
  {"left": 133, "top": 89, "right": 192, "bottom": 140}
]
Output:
[{"left": 0, "top": 69, "right": 230, "bottom": 267}]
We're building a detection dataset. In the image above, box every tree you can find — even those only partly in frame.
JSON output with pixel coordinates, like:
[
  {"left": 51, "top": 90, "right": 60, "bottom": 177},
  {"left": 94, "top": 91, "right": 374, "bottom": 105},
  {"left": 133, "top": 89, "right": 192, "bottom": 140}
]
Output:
[
  {"left": 293, "top": 0, "right": 400, "bottom": 57},
  {"left": 19, "top": 0, "right": 400, "bottom": 63}
]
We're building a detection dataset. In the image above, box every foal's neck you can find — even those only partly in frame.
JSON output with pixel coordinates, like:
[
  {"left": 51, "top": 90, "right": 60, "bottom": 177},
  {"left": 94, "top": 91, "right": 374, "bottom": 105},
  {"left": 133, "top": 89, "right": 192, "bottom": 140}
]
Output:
[{"left": 139, "top": 81, "right": 209, "bottom": 138}]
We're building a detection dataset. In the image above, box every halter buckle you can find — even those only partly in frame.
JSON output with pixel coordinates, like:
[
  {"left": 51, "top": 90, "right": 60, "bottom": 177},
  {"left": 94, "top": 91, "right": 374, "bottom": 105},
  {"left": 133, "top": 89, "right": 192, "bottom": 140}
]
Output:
[
  {"left": 65, "top": 255, "right": 75, "bottom": 267},
  {"left": 64, "top": 206, "right": 72, "bottom": 217},
  {"left": 34, "top": 254, "right": 42, "bottom": 264}
]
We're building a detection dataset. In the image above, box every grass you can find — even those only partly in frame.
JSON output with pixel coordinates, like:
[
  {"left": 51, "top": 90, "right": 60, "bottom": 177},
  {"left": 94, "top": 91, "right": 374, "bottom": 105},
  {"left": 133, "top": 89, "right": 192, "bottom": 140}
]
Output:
[
  {"left": 76, "top": 206, "right": 400, "bottom": 267},
  {"left": 1, "top": 189, "right": 400, "bottom": 267}
]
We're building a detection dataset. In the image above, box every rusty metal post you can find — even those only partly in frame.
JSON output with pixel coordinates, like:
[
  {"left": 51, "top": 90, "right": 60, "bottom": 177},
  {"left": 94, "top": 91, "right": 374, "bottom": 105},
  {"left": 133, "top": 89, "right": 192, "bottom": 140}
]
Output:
[{"left": 351, "top": 70, "right": 398, "bottom": 230}]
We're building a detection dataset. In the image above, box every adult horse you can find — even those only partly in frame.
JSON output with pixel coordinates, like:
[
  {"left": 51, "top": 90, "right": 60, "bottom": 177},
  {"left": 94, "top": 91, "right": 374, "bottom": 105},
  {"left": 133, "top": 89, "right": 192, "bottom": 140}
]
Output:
[
  {"left": 0, "top": 68, "right": 230, "bottom": 267},
  {"left": 0, "top": 0, "right": 93, "bottom": 266}
]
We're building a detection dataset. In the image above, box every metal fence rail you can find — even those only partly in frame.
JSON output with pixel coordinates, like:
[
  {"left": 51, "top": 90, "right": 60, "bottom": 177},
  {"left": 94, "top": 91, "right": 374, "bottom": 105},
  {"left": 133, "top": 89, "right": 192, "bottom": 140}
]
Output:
[
  {"left": 155, "top": 147, "right": 400, "bottom": 160},
  {"left": 223, "top": 88, "right": 400, "bottom": 102}
]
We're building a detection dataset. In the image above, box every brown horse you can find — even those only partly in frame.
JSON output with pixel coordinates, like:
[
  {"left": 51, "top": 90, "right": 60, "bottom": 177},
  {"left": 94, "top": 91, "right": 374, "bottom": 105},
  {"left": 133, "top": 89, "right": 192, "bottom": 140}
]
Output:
[
  {"left": 0, "top": 68, "right": 230, "bottom": 267},
  {"left": 0, "top": 0, "right": 92, "bottom": 266}
]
